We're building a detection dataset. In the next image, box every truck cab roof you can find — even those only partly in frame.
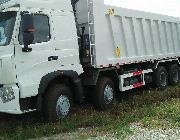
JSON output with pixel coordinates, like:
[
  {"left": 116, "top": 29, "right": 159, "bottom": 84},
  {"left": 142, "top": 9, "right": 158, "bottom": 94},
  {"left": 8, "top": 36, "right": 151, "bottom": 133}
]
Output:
[{"left": 0, "top": 0, "right": 73, "bottom": 11}]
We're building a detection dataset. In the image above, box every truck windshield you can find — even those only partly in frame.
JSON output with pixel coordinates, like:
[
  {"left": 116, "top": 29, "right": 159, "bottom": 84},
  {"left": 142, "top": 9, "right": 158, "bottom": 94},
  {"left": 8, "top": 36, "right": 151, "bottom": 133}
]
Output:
[{"left": 0, "top": 11, "right": 16, "bottom": 46}]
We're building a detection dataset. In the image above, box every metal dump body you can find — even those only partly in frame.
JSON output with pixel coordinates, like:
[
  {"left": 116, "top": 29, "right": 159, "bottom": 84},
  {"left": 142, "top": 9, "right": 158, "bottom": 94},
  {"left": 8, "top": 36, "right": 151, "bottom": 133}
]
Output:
[{"left": 81, "top": 0, "right": 180, "bottom": 67}]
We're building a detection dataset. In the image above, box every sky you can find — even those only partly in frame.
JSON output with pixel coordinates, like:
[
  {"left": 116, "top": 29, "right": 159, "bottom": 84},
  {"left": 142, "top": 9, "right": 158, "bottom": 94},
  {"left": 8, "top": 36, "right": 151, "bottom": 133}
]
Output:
[{"left": 104, "top": 0, "right": 180, "bottom": 17}]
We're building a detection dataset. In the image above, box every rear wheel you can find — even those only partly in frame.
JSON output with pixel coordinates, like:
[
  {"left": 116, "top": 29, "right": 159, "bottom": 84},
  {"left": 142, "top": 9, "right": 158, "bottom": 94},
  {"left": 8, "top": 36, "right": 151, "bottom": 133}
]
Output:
[
  {"left": 168, "top": 64, "right": 179, "bottom": 85},
  {"left": 153, "top": 66, "right": 168, "bottom": 89},
  {"left": 43, "top": 84, "right": 73, "bottom": 121},
  {"left": 93, "top": 77, "right": 115, "bottom": 110}
]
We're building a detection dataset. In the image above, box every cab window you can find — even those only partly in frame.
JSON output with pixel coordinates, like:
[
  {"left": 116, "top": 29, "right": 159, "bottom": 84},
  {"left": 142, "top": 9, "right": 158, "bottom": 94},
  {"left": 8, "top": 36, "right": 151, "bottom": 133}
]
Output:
[{"left": 19, "top": 14, "right": 50, "bottom": 44}]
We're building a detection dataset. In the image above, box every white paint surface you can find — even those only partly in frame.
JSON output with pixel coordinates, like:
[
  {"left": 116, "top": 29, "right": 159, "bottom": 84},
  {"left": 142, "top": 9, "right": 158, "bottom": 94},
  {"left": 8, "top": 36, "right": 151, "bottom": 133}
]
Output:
[{"left": 104, "top": 0, "right": 180, "bottom": 17}]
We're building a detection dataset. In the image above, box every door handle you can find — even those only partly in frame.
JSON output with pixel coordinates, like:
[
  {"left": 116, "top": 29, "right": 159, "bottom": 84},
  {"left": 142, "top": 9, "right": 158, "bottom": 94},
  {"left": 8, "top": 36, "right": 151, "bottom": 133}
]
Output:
[{"left": 48, "top": 56, "right": 58, "bottom": 61}]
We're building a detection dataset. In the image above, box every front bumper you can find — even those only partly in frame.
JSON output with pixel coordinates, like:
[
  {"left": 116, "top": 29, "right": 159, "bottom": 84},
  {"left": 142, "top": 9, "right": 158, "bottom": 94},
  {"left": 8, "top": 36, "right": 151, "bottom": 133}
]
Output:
[{"left": 0, "top": 85, "right": 22, "bottom": 114}]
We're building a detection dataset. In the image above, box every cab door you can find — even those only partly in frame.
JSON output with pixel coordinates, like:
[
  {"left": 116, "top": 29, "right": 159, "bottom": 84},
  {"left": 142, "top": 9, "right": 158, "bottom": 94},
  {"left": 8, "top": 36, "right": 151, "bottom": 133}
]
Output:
[{"left": 14, "top": 12, "right": 57, "bottom": 98}]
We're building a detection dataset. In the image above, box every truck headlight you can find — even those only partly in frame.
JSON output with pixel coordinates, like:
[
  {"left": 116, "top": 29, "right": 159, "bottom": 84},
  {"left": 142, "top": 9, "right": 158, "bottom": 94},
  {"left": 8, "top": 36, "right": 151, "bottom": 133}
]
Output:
[{"left": 0, "top": 87, "right": 15, "bottom": 103}]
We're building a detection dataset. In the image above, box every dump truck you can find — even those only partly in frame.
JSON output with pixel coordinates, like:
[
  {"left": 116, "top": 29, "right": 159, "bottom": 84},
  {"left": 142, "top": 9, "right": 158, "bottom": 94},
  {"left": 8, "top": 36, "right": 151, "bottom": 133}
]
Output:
[{"left": 0, "top": 0, "right": 180, "bottom": 121}]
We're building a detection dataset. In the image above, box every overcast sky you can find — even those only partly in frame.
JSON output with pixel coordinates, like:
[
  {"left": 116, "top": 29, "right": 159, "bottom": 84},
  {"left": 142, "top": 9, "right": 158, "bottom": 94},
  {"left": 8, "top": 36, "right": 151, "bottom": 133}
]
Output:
[{"left": 104, "top": 0, "right": 180, "bottom": 17}]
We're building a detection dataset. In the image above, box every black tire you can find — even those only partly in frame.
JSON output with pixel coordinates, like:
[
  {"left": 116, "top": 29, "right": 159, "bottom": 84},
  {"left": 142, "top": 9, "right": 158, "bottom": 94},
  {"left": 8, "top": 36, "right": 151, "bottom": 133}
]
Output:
[
  {"left": 93, "top": 77, "right": 115, "bottom": 110},
  {"left": 43, "top": 84, "right": 73, "bottom": 121},
  {"left": 153, "top": 66, "right": 168, "bottom": 89},
  {"left": 168, "top": 64, "right": 179, "bottom": 85}
]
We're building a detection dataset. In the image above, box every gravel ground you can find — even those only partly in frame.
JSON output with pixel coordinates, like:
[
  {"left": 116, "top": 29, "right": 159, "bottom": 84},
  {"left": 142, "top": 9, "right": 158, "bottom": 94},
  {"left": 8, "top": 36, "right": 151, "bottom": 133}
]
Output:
[{"left": 126, "top": 123, "right": 180, "bottom": 140}]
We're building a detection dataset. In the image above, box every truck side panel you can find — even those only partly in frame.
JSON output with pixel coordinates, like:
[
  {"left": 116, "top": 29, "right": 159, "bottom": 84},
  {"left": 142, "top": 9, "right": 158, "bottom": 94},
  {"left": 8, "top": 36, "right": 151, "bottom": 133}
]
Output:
[{"left": 91, "top": 0, "right": 180, "bottom": 67}]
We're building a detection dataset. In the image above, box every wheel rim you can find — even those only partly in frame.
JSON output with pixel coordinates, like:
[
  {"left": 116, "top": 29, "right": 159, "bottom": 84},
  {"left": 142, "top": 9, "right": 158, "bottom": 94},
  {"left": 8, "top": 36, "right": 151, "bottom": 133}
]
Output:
[
  {"left": 104, "top": 85, "right": 114, "bottom": 104},
  {"left": 160, "top": 72, "right": 167, "bottom": 87},
  {"left": 172, "top": 69, "right": 179, "bottom": 83},
  {"left": 56, "top": 95, "right": 70, "bottom": 119}
]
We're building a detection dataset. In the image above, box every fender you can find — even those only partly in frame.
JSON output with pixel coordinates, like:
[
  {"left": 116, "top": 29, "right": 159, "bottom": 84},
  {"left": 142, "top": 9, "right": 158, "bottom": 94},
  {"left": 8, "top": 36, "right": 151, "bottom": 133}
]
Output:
[
  {"left": 37, "top": 70, "right": 84, "bottom": 110},
  {"left": 154, "top": 58, "right": 180, "bottom": 69}
]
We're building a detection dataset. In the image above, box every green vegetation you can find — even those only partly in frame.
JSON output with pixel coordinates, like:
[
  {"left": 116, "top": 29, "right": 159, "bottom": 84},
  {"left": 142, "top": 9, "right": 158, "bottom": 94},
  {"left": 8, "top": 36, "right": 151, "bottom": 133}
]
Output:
[{"left": 0, "top": 85, "right": 180, "bottom": 140}]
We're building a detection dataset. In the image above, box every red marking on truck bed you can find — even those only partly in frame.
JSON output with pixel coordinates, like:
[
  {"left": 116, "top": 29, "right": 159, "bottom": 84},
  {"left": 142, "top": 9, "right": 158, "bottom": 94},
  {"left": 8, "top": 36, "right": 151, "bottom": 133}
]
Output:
[
  {"left": 109, "top": 64, "right": 113, "bottom": 67},
  {"left": 133, "top": 82, "right": 144, "bottom": 88},
  {"left": 133, "top": 71, "right": 143, "bottom": 76},
  {"left": 100, "top": 65, "right": 103, "bottom": 68}
]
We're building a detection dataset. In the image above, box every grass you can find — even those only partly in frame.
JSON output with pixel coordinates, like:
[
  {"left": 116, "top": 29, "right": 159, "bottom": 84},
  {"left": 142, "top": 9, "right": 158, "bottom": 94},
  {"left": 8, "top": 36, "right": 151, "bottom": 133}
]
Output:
[{"left": 0, "top": 84, "right": 180, "bottom": 140}]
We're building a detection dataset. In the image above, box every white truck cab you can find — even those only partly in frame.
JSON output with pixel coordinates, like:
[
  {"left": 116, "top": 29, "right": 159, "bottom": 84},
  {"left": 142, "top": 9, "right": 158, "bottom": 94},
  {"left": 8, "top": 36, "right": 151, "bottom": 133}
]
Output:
[{"left": 0, "top": 0, "right": 84, "bottom": 119}]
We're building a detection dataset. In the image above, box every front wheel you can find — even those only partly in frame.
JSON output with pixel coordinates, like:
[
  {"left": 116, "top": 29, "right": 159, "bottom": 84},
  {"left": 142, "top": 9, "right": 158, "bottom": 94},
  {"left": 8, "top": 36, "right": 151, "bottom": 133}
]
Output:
[
  {"left": 43, "top": 84, "right": 73, "bottom": 121},
  {"left": 93, "top": 77, "right": 115, "bottom": 110}
]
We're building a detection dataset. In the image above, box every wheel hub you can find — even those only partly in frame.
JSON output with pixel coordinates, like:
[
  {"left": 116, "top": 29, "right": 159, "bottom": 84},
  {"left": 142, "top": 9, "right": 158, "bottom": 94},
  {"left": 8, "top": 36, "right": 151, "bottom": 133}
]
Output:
[
  {"left": 160, "top": 72, "right": 167, "bottom": 87},
  {"left": 104, "top": 85, "right": 113, "bottom": 104},
  {"left": 56, "top": 95, "right": 70, "bottom": 118}
]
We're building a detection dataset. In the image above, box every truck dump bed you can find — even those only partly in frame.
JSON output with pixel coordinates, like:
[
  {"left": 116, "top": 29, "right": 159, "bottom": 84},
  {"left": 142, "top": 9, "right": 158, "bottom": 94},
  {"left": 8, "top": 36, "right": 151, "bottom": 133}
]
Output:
[{"left": 75, "top": 0, "right": 180, "bottom": 67}]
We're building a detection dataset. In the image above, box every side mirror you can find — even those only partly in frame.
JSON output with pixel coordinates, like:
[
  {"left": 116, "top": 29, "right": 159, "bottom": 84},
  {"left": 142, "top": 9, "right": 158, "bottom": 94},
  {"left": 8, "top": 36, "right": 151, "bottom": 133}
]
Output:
[{"left": 21, "top": 13, "right": 35, "bottom": 52}]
